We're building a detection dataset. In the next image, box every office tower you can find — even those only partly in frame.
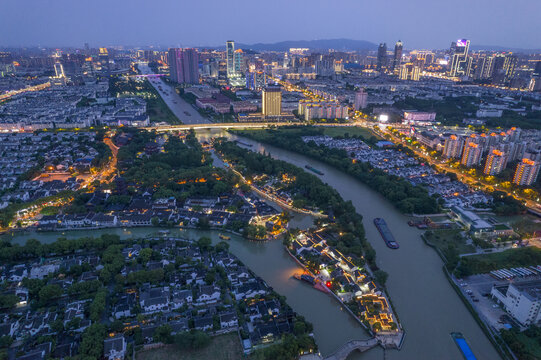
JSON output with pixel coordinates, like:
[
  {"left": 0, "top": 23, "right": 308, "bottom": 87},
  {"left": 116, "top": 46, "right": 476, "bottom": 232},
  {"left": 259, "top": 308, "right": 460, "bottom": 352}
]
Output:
[
  {"left": 448, "top": 39, "right": 471, "bottom": 77},
  {"left": 354, "top": 89, "right": 368, "bottom": 110},
  {"left": 399, "top": 63, "right": 420, "bottom": 81},
  {"left": 233, "top": 49, "right": 245, "bottom": 74},
  {"left": 246, "top": 71, "right": 266, "bottom": 91},
  {"left": 530, "top": 61, "right": 541, "bottom": 92},
  {"left": 484, "top": 150, "right": 508, "bottom": 175},
  {"left": 262, "top": 86, "right": 282, "bottom": 117},
  {"left": 391, "top": 40, "right": 403, "bottom": 73},
  {"left": 54, "top": 62, "right": 65, "bottom": 78},
  {"left": 443, "top": 135, "right": 465, "bottom": 159},
  {"left": 503, "top": 55, "right": 518, "bottom": 83},
  {"left": 513, "top": 158, "right": 540, "bottom": 186},
  {"left": 461, "top": 142, "right": 483, "bottom": 167},
  {"left": 226, "top": 40, "right": 235, "bottom": 78},
  {"left": 167, "top": 48, "right": 200, "bottom": 84},
  {"left": 377, "top": 43, "right": 387, "bottom": 72}
]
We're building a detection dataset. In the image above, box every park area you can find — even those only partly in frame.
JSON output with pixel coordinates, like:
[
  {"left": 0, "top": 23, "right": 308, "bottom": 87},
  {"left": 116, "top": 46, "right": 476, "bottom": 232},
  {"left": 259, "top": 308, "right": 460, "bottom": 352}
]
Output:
[{"left": 137, "top": 333, "right": 244, "bottom": 360}]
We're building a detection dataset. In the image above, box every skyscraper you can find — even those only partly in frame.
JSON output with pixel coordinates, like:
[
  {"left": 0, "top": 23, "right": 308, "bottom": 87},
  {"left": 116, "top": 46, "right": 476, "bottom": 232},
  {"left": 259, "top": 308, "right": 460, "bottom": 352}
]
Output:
[
  {"left": 377, "top": 43, "right": 387, "bottom": 72},
  {"left": 168, "top": 48, "right": 200, "bottom": 84},
  {"left": 461, "top": 142, "right": 483, "bottom": 167},
  {"left": 354, "top": 89, "right": 368, "bottom": 110},
  {"left": 226, "top": 40, "right": 235, "bottom": 78},
  {"left": 399, "top": 63, "right": 420, "bottom": 81},
  {"left": 503, "top": 54, "right": 518, "bottom": 84},
  {"left": 443, "top": 135, "right": 465, "bottom": 159},
  {"left": 392, "top": 41, "right": 403, "bottom": 73},
  {"left": 54, "top": 62, "right": 65, "bottom": 78},
  {"left": 513, "top": 158, "right": 540, "bottom": 186},
  {"left": 484, "top": 150, "right": 508, "bottom": 175},
  {"left": 448, "top": 39, "right": 471, "bottom": 77},
  {"left": 233, "top": 49, "right": 245, "bottom": 74},
  {"left": 262, "top": 86, "right": 282, "bottom": 117}
]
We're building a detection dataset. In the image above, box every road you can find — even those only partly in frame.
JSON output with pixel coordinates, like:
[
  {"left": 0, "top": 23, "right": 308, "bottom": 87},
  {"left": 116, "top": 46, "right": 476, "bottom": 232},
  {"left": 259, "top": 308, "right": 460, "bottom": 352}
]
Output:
[{"left": 137, "top": 63, "right": 210, "bottom": 125}]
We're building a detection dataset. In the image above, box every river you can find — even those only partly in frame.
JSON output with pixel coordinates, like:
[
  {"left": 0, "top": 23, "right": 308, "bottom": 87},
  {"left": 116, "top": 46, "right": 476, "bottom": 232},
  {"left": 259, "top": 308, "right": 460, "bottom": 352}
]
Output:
[{"left": 2, "top": 128, "right": 501, "bottom": 360}]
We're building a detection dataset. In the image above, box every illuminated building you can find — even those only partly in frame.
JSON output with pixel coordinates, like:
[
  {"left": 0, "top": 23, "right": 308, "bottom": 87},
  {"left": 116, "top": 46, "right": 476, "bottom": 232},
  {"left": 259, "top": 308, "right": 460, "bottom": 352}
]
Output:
[
  {"left": 354, "top": 89, "right": 368, "bottom": 110},
  {"left": 167, "top": 48, "right": 199, "bottom": 84},
  {"left": 391, "top": 40, "right": 403, "bottom": 73},
  {"left": 443, "top": 135, "right": 465, "bottom": 159},
  {"left": 461, "top": 142, "right": 483, "bottom": 167},
  {"left": 513, "top": 159, "right": 540, "bottom": 186},
  {"left": 54, "top": 62, "right": 65, "bottom": 78},
  {"left": 377, "top": 43, "right": 387, "bottom": 72},
  {"left": 399, "top": 63, "right": 420, "bottom": 81},
  {"left": 503, "top": 54, "right": 518, "bottom": 83},
  {"left": 226, "top": 40, "right": 235, "bottom": 78},
  {"left": 448, "top": 39, "right": 472, "bottom": 77},
  {"left": 298, "top": 100, "right": 348, "bottom": 121},
  {"left": 402, "top": 111, "right": 436, "bottom": 125},
  {"left": 234, "top": 49, "right": 245, "bottom": 74},
  {"left": 484, "top": 150, "right": 508, "bottom": 175},
  {"left": 262, "top": 86, "right": 282, "bottom": 117},
  {"left": 245, "top": 71, "right": 266, "bottom": 91}
]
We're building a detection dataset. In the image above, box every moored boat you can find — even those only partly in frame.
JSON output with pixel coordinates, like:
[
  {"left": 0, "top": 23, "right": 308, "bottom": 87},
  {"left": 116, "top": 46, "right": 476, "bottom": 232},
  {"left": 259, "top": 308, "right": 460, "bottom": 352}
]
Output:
[
  {"left": 451, "top": 332, "right": 477, "bottom": 360},
  {"left": 305, "top": 165, "right": 324, "bottom": 175},
  {"left": 219, "top": 234, "right": 231, "bottom": 240},
  {"left": 373, "top": 218, "right": 399, "bottom": 249}
]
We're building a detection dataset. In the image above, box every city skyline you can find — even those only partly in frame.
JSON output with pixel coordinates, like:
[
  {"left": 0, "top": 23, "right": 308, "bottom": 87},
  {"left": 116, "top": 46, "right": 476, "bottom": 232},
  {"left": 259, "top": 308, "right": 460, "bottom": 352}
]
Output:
[{"left": 1, "top": 0, "right": 541, "bottom": 49}]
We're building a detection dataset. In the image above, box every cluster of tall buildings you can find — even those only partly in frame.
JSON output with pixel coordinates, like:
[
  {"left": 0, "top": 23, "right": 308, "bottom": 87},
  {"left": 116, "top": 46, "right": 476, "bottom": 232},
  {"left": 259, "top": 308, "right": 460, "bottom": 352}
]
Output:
[
  {"left": 167, "top": 48, "right": 199, "bottom": 84},
  {"left": 442, "top": 129, "right": 540, "bottom": 185}
]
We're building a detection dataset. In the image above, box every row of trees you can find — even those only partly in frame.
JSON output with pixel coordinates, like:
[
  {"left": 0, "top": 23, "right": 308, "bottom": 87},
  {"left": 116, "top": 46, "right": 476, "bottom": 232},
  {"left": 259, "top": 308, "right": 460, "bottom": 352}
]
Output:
[
  {"left": 235, "top": 128, "right": 440, "bottom": 214},
  {"left": 214, "top": 139, "right": 372, "bottom": 262}
]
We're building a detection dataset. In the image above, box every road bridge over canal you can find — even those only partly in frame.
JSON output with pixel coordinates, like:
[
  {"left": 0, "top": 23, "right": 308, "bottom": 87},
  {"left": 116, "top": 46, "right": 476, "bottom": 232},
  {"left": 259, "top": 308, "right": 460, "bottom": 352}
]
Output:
[{"left": 323, "top": 338, "right": 380, "bottom": 360}]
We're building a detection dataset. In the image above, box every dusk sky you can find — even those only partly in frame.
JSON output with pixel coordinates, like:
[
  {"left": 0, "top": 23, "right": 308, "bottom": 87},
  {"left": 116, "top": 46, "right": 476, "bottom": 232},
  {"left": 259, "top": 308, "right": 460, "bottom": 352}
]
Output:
[{"left": 1, "top": 0, "right": 540, "bottom": 49}]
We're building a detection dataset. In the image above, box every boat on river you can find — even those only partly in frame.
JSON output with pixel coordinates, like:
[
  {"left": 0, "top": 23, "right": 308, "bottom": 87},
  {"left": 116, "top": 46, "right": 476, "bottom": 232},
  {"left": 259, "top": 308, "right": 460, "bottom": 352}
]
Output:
[
  {"left": 451, "top": 332, "right": 477, "bottom": 360},
  {"left": 305, "top": 165, "right": 324, "bottom": 175},
  {"left": 235, "top": 140, "right": 253, "bottom": 147},
  {"left": 293, "top": 273, "right": 330, "bottom": 293},
  {"left": 373, "top": 218, "right": 399, "bottom": 249},
  {"left": 219, "top": 234, "right": 231, "bottom": 240}
]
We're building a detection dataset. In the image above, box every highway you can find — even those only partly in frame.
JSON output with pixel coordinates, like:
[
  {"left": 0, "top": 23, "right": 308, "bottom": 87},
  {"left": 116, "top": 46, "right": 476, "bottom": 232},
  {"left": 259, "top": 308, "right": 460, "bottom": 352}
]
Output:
[{"left": 138, "top": 63, "right": 210, "bottom": 125}]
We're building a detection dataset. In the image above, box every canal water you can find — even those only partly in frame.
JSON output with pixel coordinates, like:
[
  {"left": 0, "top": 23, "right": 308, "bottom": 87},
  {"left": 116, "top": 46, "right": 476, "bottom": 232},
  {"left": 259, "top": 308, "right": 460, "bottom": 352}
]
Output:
[{"left": 2, "top": 129, "right": 501, "bottom": 360}]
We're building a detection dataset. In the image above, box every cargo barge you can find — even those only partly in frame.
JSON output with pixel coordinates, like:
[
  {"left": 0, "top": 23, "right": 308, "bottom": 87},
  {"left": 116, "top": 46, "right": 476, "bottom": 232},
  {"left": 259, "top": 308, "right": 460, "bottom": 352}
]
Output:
[
  {"left": 305, "top": 165, "right": 324, "bottom": 175},
  {"left": 451, "top": 332, "right": 477, "bottom": 360},
  {"left": 373, "top": 218, "right": 399, "bottom": 249}
]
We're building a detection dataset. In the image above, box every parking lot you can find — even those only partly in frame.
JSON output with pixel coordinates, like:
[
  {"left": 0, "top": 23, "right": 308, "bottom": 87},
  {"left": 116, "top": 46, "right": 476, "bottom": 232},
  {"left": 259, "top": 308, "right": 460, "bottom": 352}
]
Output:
[{"left": 457, "top": 274, "right": 513, "bottom": 330}]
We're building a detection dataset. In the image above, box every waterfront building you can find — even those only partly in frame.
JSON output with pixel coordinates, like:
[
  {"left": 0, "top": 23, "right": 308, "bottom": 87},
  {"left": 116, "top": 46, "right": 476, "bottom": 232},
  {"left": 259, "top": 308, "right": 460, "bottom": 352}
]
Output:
[
  {"left": 167, "top": 48, "right": 199, "bottom": 84},
  {"left": 262, "top": 86, "right": 282, "bottom": 117},
  {"left": 450, "top": 206, "right": 494, "bottom": 234},
  {"left": 443, "top": 135, "right": 464, "bottom": 159},
  {"left": 461, "top": 142, "right": 483, "bottom": 167},
  {"left": 483, "top": 150, "right": 508, "bottom": 175},
  {"left": 513, "top": 158, "right": 540, "bottom": 186},
  {"left": 377, "top": 43, "right": 387, "bottom": 72},
  {"left": 448, "top": 39, "right": 472, "bottom": 77},
  {"left": 354, "top": 89, "right": 368, "bottom": 110},
  {"left": 492, "top": 280, "right": 541, "bottom": 326}
]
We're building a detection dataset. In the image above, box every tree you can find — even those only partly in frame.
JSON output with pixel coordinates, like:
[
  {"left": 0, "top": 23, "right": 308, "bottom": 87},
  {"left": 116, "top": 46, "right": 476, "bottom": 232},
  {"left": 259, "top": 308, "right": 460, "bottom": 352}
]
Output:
[
  {"left": 80, "top": 324, "right": 107, "bottom": 358},
  {"left": 153, "top": 324, "right": 172, "bottom": 344},
  {"left": 374, "top": 270, "right": 389, "bottom": 286},
  {"left": 196, "top": 237, "right": 212, "bottom": 251},
  {"left": 38, "top": 284, "right": 63, "bottom": 304}
]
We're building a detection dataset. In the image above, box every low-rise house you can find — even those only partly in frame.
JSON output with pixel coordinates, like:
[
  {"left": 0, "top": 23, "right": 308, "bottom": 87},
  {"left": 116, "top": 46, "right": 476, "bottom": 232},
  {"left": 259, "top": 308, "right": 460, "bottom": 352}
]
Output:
[
  {"left": 220, "top": 312, "right": 238, "bottom": 329},
  {"left": 196, "top": 285, "right": 221, "bottom": 305},
  {"left": 193, "top": 315, "right": 214, "bottom": 331},
  {"left": 103, "top": 335, "right": 126, "bottom": 360}
]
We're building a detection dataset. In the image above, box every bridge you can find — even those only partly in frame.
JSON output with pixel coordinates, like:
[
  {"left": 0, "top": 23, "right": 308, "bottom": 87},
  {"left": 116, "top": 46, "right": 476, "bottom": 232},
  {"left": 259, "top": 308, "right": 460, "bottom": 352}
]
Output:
[
  {"left": 142, "top": 122, "right": 302, "bottom": 132},
  {"left": 323, "top": 338, "right": 380, "bottom": 360}
]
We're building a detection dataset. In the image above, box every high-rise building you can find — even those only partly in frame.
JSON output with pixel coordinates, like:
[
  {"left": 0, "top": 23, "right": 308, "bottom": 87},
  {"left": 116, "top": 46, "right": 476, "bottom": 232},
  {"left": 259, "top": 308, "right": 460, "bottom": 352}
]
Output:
[
  {"left": 54, "top": 62, "right": 65, "bottom": 78},
  {"left": 226, "top": 40, "right": 235, "bottom": 78},
  {"left": 461, "top": 142, "right": 483, "bottom": 167},
  {"left": 513, "top": 158, "right": 540, "bottom": 186},
  {"left": 377, "top": 43, "right": 387, "bottom": 72},
  {"left": 484, "top": 150, "right": 508, "bottom": 175},
  {"left": 354, "top": 89, "right": 368, "bottom": 110},
  {"left": 246, "top": 71, "right": 266, "bottom": 91},
  {"left": 167, "top": 48, "right": 199, "bottom": 84},
  {"left": 448, "top": 39, "right": 471, "bottom": 77},
  {"left": 443, "top": 135, "right": 465, "bottom": 159},
  {"left": 503, "top": 55, "right": 518, "bottom": 84},
  {"left": 391, "top": 41, "right": 403, "bottom": 73},
  {"left": 234, "top": 49, "right": 245, "bottom": 74},
  {"left": 262, "top": 86, "right": 282, "bottom": 117},
  {"left": 399, "top": 63, "right": 420, "bottom": 81}
]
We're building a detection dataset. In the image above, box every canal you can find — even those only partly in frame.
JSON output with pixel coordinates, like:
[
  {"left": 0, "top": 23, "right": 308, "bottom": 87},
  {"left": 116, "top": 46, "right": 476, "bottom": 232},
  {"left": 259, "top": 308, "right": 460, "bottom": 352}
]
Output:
[{"left": 2, "top": 128, "right": 501, "bottom": 359}]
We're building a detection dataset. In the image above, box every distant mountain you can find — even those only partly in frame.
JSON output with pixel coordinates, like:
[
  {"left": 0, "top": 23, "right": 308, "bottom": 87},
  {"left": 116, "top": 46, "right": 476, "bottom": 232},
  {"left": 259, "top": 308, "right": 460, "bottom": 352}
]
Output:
[
  {"left": 234, "top": 39, "right": 378, "bottom": 52},
  {"left": 470, "top": 45, "right": 541, "bottom": 54}
]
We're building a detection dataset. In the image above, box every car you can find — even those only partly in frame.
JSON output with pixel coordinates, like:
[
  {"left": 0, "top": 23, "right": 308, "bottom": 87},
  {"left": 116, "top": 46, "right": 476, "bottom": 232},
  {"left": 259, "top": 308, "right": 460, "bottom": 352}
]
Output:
[{"left": 492, "top": 304, "right": 499, "bottom": 308}]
